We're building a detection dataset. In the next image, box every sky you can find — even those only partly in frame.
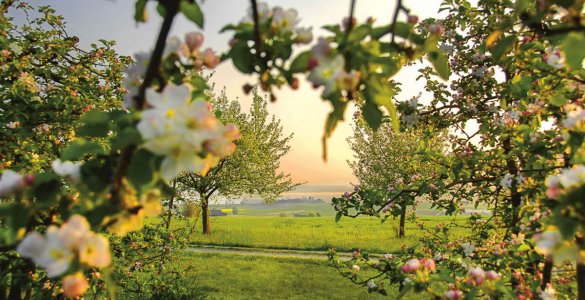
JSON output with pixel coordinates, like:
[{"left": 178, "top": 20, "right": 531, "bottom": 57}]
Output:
[{"left": 25, "top": 0, "right": 443, "bottom": 188}]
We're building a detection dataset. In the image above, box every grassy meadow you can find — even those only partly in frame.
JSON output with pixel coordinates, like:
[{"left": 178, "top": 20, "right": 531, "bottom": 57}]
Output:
[
  {"left": 184, "top": 215, "right": 468, "bottom": 253},
  {"left": 166, "top": 201, "right": 478, "bottom": 253},
  {"left": 159, "top": 201, "right": 482, "bottom": 299},
  {"left": 180, "top": 252, "right": 395, "bottom": 299}
]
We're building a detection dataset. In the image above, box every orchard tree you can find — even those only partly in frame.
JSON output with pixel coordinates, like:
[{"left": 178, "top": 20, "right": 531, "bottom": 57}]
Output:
[
  {"left": 178, "top": 90, "right": 297, "bottom": 234},
  {"left": 0, "top": 2, "right": 129, "bottom": 173},
  {"left": 343, "top": 108, "right": 446, "bottom": 237},
  {"left": 330, "top": 0, "right": 585, "bottom": 299}
]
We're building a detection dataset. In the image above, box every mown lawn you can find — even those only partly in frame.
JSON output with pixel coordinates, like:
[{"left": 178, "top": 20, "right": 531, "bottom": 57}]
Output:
[
  {"left": 180, "top": 252, "right": 398, "bottom": 299},
  {"left": 179, "top": 215, "right": 470, "bottom": 253}
]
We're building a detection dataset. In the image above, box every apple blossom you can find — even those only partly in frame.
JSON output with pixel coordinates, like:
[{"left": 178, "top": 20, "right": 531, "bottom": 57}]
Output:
[
  {"left": 62, "top": 272, "right": 89, "bottom": 298},
  {"left": 366, "top": 280, "right": 377, "bottom": 289},
  {"left": 272, "top": 7, "right": 299, "bottom": 32},
  {"left": 202, "top": 48, "right": 220, "bottom": 69},
  {"left": 242, "top": 2, "right": 271, "bottom": 24},
  {"left": 539, "top": 283, "right": 557, "bottom": 300},
  {"left": 307, "top": 54, "right": 345, "bottom": 96},
  {"left": 184, "top": 32, "right": 204, "bottom": 52},
  {"left": 544, "top": 47, "right": 563, "bottom": 69},
  {"left": 534, "top": 230, "right": 562, "bottom": 256},
  {"left": 445, "top": 288, "right": 463, "bottom": 300},
  {"left": 468, "top": 267, "right": 486, "bottom": 285},
  {"left": 78, "top": 233, "right": 111, "bottom": 268},
  {"left": 17, "top": 215, "right": 112, "bottom": 278},
  {"left": 500, "top": 173, "right": 514, "bottom": 189},
  {"left": 6, "top": 121, "right": 19, "bottom": 129},
  {"left": 562, "top": 107, "right": 585, "bottom": 129},
  {"left": 137, "top": 83, "right": 239, "bottom": 179},
  {"left": 486, "top": 270, "right": 500, "bottom": 280},
  {"left": 0, "top": 170, "right": 25, "bottom": 196},
  {"left": 461, "top": 242, "right": 475, "bottom": 257},
  {"left": 294, "top": 27, "right": 313, "bottom": 44},
  {"left": 51, "top": 160, "right": 82, "bottom": 182},
  {"left": 401, "top": 259, "right": 421, "bottom": 273}
]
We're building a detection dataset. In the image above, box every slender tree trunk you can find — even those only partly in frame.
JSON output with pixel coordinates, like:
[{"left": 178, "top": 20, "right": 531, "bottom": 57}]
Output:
[
  {"left": 577, "top": 236, "right": 585, "bottom": 300},
  {"left": 578, "top": 262, "right": 585, "bottom": 300},
  {"left": 158, "top": 180, "right": 176, "bottom": 274},
  {"left": 541, "top": 255, "right": 553, "bottom": 289},
  {"left": 398, "top": 204, "right": 406, "bottom": 238},
  {"left": 201, "top": 194, "right": 211, "bottom": 234},
  {"left": 7, "top": 280, "right": 20, "bottom": 300}
]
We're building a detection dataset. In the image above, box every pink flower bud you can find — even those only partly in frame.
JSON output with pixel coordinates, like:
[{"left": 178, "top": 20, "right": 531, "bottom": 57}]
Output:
[
  {"left": 202, "top": 48, "right": 220, "bottom": 69},
  {"left": 185, "top": 32, "right": 204, "bottom": 50},
  {"left": 407, "top": 15, "right": 419, "bottom": 25},
  {"left": 445, "top": 289, "right": 463, "bottom": 299},
  {"left": 62, "top": 273, "right": 88, "bottom": 298},
  {"left": 428, "top": 23, "right": 445, "bottom": 36},
  {"left": 422, "top": 258, "right": 436, "bottom": 272},
  {"left": 308, "top": 57, "right": 319, "bottom": 70},
  {"left": 24, "top": 174, "right": 35, "bottom": 186},
  {"left": 486, "top": 270, "right": 499, "bottom": 280},
  {"left": 402, "top": 259, "right": 421, "bottom": 273}
]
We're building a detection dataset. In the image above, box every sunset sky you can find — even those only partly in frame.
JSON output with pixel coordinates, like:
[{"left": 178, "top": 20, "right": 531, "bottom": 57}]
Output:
[{"left": 28, "top": 0, "right": 443, "bottom": 187}]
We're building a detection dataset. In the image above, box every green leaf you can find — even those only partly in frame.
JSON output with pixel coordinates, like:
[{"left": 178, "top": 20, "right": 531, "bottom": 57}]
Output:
[
  {"left": 335, "top": 212, "right": 342, "bottom": 222},
  {"left": 127, "top": 149, "right": 157, "bottom": 190},
  {"left": 61, "top": 140, "right": 105, "bottom": 161},
  {"left": 111, "top": 127, "right": 142, "bottom": 150},
  {"left": 81, "top": 159, "right": 112, "bottom": 193},
  {"left": 289, "top": 51, "right": 311, "bottom": 73},
  {"left": 347, "top": 25, "right": 370, "bottom": 43},
  {"left": 562, "top": 32, "right": 585, "bottom": 70},
  {"left": 134, "top": 0, "right": 148, "bottom": 23},
  {"left": 550, "top": 92, "right": 568, "bottom": 107},
  {"left": 180, "top": 0, "right": 204, "bottom": 28},
  {"left": 427, "top": 50, "right": 450, "bottom": 80},
  {"left": 30, "top": 172, "right": 60, "bottom": 206},
  {"left": 77, "top": 111, "right": 110, "bottom": 138},
  {"left": 364, "top": 75, "right": 399, "bottom": 131},
  {"left": 229, "top": 42, "right": 255, "bottom": 74},
  {"left": 156, "top": 3, "right": 166, "bottom": 18},
  {"left": 516, "top": 243, "right": 531, "bottom": 252},
  {"left": 491, "top": 35, "right": 516, "bottom": 61},
  {"left": 362, "top": 102, "right": 383, "bottom": 131}
]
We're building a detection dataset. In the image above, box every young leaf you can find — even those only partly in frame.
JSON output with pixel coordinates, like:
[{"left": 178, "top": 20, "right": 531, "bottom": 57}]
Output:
[
  {"left": 180, "top": 0, "right": 204, "bottom": 28},
  {"left": 289, "top": 51, "right": 311, "bottom": 73},
  {"left": 134, "top": 0, "right": 148, "bottom": 23},
  {"left": 562, "top": 32, "right": 585, "bottom": 70},
  {"left": 428, "top": 50, "right": 450, "bottom": 80}
]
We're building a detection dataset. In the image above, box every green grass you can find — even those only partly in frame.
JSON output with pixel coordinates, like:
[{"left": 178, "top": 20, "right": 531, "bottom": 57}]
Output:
[
  {"left": 180, "top": 252, "right": 398, "bottom": 299},
  {"left": 182, "top": 215, "right": 469, "bottom": 253}
]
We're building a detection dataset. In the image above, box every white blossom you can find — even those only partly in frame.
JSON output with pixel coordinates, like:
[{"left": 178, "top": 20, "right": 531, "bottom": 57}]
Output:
[
  {"left": 0, "top": 170, "right": 24, "bottom": 196},
  {"left": 462, "top": 242, "right": 475, "bottom": 257},
  {"left": 52, "top": 160, "right": 82, "bottom": 182}
]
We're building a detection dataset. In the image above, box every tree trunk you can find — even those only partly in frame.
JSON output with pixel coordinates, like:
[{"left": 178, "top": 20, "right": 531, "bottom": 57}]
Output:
[
  {"left": 398, "top": 204, "right": 406, "bottom": 238},
  {"left": 201, "top": 194, "right": 211, "bottom": 234},
  {"left": 578, "top": 262, "right": 585, "bottom": 300},
  {"left": 541, "top": 255, "right": 553, "bottom": 290}
]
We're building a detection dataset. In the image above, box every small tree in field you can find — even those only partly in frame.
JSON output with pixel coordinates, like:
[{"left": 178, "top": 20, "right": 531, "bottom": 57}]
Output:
[
  {"left": 178, "top": 90, "right": 298, "bottom": 234},
  {"left": 345, "top": 110, "right": 445, "bottom": 237}
]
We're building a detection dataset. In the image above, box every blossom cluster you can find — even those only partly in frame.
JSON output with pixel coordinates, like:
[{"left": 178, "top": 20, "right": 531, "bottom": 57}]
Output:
[
  {"left": 545, "top": 165, "right": 585, "bottom": 199},
  {"left": 137, "top": 83, "right": 240, "bottom": 179},
  {"left": 240, "top": 2, "right": 312, "bottom": 44},
  {"left": 123, "top": 32, "right": 220, "bottom": 109},
  {"left": 17, "top": 215, "right": 111, "bottom": 298},
  {"left": 307, "top": 38, "right": 360, "bottom": 97}
]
